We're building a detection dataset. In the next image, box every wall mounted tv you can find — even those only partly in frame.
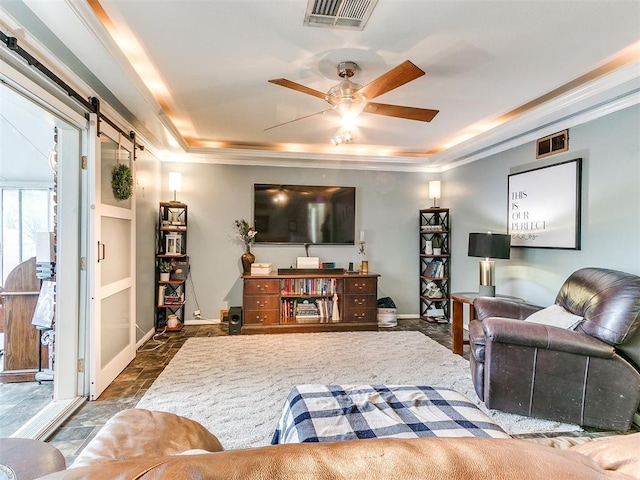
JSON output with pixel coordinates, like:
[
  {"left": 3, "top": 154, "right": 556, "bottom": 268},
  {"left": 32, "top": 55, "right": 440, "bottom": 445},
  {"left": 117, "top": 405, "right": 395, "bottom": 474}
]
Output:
[{"left": 253, "top": 184, "right": 356, "bottom": 245}]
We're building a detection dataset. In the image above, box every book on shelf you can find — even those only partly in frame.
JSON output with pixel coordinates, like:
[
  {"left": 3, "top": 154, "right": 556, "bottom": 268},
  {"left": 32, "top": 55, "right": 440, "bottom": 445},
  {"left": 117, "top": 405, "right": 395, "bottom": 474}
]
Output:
[
  {"left": 281, "top": 278, "right": 337, "bottom": 296},
  {"left": 424, "top": 260, "right": 444, "bottom": 278},
  {"left": 315, "top": 297, "right": 334, "bottom": 320},
  {"left": 157, "top": 285, "right": 165, "bottom": 307},
  {"left": 280, "top": 297, "right": 335, "bottom": 323},
  {"left": 421, "top": 225, "right": 444, "bottom": 232}
]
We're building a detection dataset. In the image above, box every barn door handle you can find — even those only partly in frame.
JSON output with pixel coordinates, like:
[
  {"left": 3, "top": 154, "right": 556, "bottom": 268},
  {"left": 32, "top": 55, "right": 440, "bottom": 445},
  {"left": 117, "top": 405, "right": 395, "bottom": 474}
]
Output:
[{"left": 97, "top": 241, "right": 106, "bottom": 262}]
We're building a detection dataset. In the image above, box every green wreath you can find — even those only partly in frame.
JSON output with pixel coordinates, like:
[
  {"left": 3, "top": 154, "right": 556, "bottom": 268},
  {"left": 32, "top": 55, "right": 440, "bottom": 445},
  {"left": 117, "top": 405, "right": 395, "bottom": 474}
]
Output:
[{"left": 111, "top": 163, "right": 133, "bottom": 200}]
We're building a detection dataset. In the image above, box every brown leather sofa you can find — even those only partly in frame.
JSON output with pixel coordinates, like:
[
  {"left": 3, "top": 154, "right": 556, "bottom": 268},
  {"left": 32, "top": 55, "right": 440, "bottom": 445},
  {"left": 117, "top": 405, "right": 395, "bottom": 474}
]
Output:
[
  {"left": 39, "top": 409, "right": 640, "bottom": 479},
  {"left": 469, "top": 267, "right": 640, "bottom": 431}
]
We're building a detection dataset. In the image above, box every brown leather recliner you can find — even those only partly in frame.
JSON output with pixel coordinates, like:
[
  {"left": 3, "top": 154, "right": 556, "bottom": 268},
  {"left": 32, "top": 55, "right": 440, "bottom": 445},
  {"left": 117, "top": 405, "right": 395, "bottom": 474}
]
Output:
[{"left": 469, "top": 267, "right": 640, "bottom": 431}]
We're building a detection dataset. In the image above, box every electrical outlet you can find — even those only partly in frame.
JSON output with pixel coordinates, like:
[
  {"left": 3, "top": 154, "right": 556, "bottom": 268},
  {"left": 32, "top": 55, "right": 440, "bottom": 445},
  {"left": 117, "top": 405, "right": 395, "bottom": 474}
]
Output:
[{"left": 194, "top": 309, "right": 201, "bottom": 317}]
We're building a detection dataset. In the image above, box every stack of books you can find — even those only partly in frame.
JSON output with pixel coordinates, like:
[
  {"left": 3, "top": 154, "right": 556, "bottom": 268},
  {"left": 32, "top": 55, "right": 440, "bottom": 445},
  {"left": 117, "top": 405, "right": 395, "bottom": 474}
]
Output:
[{"left": 295, "top": 300, "right": 320, "bottom": 323}]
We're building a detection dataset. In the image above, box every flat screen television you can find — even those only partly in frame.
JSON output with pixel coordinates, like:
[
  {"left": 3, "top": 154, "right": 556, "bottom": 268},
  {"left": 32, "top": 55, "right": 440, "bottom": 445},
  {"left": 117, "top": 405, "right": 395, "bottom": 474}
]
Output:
[{"left": 253, "top": 184, "right": 356, "bottom": 244}]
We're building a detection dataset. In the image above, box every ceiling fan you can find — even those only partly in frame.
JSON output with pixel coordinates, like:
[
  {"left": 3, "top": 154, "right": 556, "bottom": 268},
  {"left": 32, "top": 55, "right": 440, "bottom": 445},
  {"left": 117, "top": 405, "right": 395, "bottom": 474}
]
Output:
[{"left": 266, "top": 60, "right": 439, "bottom": 141}]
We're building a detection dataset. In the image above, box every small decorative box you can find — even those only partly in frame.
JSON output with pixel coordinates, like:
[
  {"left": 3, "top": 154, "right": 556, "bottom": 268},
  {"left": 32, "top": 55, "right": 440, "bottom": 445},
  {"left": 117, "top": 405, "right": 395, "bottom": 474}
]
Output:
[{"left": 251, "top": 263, "right": 273, "bottom": 275}]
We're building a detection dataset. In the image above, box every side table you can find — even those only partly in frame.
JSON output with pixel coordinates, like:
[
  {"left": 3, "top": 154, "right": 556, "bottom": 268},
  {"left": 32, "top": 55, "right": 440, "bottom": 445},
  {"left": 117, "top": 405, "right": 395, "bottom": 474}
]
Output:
[{"left": 451, "top": 292, "right": 522, "bottom": 355}]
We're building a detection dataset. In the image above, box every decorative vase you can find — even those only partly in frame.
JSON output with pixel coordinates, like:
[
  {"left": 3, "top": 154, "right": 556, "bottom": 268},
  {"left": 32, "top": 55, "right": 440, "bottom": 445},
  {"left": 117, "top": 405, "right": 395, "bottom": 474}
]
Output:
[
  {"left": 241, "top": 245, "right": 255, "bottom": 274},
  {"left": 424, "top": 240, "right": 433, "bottom": 255},
  {"left": 167, "top": 314, "right": 179, "bottom": 328}
]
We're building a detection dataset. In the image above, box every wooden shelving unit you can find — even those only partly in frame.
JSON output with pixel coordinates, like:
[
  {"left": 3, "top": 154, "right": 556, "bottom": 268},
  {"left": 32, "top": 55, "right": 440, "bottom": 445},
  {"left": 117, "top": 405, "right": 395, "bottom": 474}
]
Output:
[
  {"left": 155, "top": 202, "right": 188, "bottom": 332},
  {"left": 419, "top": 208, "right": 451, "bottom": 323}
]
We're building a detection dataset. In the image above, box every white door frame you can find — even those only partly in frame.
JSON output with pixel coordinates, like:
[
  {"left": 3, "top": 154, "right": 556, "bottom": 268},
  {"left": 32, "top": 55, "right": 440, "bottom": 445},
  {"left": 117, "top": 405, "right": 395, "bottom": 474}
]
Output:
[{"left": 1, "top": 59, "right": 86, "bottom": 438}]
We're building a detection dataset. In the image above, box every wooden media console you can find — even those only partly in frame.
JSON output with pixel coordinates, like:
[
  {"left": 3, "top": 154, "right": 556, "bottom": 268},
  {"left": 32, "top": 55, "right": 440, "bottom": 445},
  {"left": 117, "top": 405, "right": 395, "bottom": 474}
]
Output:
[{"left": 241, "top": 271, "right": 379, "bottom": 334}]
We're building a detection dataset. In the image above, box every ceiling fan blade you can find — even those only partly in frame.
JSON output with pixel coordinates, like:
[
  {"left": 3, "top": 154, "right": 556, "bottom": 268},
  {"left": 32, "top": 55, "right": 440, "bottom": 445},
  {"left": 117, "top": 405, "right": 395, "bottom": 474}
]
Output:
[
  {"left": 359, "top": 61, "right": 425, "bottom": 100},
  {"left": 364, "top": 102, "right": 439, "bottom": 122},
  {"left": 268, "top": 78, "right": 327, "bottom": 100},
  {"left": 264, "top": 108, "right": 334, "bottom": 131}
]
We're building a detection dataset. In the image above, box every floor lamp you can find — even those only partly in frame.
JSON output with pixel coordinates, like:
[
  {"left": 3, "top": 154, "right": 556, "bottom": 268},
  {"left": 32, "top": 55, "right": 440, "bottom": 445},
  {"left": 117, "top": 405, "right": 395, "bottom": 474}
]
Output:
[{"left": 468, "top": 232, "right": 511, "bottom": 297}]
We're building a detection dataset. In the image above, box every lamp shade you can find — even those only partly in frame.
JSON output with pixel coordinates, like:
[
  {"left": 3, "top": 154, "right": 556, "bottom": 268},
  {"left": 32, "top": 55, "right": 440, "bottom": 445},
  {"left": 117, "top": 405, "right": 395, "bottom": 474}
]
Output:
[
  {"left": 428, "top": 180, "right": 441, "bottom": 199},
  {"left": 168, "top": 172, "right": 182, "bottom": 192},
  {"left": 468, "top": 233, "right": 511, "bottom": 259}
]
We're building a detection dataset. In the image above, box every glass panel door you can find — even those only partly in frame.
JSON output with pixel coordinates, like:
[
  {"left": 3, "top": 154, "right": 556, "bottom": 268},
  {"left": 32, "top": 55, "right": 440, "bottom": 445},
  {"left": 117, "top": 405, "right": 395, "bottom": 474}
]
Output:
[{"left": 88, "top": 118, "right": 136, "bottom": 399}]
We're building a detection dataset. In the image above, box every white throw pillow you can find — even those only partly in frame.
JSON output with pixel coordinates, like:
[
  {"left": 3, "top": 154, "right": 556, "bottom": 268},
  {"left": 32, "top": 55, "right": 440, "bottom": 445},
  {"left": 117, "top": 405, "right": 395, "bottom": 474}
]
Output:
[{"left": 524, "top": 304, "right": 583, "bottom": 330}]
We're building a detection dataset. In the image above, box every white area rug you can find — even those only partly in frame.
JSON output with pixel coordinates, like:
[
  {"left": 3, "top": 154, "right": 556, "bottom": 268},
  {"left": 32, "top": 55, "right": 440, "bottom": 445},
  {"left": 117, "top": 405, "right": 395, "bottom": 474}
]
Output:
[{"left": 136, "top": 331, "right": 580, "bottom": 449}]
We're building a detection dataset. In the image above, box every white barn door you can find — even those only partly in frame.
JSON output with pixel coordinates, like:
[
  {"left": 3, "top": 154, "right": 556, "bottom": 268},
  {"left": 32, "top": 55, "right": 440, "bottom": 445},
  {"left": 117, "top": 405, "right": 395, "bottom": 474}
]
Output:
[{"left": 88, "top": 116, "right": 136, "bottom": 399}]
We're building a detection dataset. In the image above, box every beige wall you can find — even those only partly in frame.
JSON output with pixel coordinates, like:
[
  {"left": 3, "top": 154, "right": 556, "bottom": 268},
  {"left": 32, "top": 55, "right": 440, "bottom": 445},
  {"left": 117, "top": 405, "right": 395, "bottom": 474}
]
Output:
[{"left": 135, "top": 148, "right": 162, "bottom": 339}]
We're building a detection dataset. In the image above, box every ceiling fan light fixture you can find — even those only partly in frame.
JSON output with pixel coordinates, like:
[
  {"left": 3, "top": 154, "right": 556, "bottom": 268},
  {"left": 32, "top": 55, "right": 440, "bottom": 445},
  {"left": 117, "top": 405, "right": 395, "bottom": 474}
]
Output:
[
  {"left": 326, "top": 79, "right": 365, "bottom": 106},
  {"left": 327, "top": 62, "right": 367, "bottom": 127},
  {"left": 331, "top": 127, "right": 354, "bottom": 146},
  {"left": 266, "top": 59, "right": 437, "bottom": 135},
  {"left": 326, "top": 77, "right": 366, "bottom": 131}
]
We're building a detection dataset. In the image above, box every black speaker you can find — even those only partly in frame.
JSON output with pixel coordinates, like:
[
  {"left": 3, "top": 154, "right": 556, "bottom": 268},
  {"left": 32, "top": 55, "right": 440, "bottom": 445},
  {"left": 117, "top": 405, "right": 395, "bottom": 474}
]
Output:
[{"left": 228, "top": 306, "right": 242, "bottom": 335}]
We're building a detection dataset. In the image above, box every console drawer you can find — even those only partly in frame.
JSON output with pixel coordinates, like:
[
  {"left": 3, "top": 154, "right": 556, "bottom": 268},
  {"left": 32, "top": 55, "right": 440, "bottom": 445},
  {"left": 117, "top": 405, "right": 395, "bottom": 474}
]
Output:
[
  {"left": 244, "top": 295, "right": 280, "bottom": 311},
  {"left": 342, "top": 306, "right": 377, "bottom": 323},
  {"left": 244, "top": 279, "right": 280, "bottom": 295},
  {"left": 344, "top": 277, "right": 377, "bottom": 294},
  {"left": 344, "top": 294, "right": 376, "bottom": 310},
  {"left": 243, "top": 309, "right": 279, "bottom": 325}
]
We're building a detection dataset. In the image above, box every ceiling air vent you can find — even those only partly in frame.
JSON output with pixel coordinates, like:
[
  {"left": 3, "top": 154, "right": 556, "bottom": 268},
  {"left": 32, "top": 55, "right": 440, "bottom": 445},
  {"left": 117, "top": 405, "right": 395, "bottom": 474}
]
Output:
[{"left": 304, "top": 0, "right": 378, "bottom": 30}]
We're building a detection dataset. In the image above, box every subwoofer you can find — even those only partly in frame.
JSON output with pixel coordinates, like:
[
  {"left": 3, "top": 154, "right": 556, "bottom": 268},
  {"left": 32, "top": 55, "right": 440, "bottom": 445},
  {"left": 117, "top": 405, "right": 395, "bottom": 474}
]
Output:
[{"left": 228, "top": 306, "right": 242, "bottom": 335}]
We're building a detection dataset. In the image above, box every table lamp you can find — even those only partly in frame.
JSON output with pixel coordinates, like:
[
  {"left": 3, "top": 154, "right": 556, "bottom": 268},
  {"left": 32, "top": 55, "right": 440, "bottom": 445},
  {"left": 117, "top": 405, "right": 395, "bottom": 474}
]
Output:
[
  {"left": 468, "top": 232, "right": 511, "bottom": 297},
  {"left": 428, "top": 180, "right": 441, "bottom": 207},
  {"left": 168, "top": 171, "right": 182, "bottom": 202}
]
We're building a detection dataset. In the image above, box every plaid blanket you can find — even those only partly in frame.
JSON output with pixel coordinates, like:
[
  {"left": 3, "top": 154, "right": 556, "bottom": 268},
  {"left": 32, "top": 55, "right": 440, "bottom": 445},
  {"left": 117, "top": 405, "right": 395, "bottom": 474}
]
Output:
[{"left": 271, "top": 384, "right": 509, "bottom": 444}]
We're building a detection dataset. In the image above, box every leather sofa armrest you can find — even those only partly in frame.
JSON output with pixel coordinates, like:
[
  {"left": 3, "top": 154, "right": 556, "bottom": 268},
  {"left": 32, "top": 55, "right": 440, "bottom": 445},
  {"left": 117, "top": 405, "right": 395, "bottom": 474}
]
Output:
[
  {"left": 570, "top": 432, "right": 640, "bottom": 477},
  {"left": 40, "top": 437, "right": 622, "bottom": 480},
  {"left": 473, "top": 297, "right": 543, "bottom": 321},
  {"left": 71, "top": 409, "right": 223, "bottom": 468},
  {"left": 468, "top": 320, "right": 486, "bottom": 362},
  {"left": 481, "top": 317, "right": 615, "bottom": 358}
]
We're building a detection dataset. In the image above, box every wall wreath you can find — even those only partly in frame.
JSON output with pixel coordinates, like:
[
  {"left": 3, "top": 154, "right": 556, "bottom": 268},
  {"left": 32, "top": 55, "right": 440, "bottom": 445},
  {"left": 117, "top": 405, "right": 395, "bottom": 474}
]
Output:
[{"left": 111, "top": 163, "right": 133, "bottom": 200}]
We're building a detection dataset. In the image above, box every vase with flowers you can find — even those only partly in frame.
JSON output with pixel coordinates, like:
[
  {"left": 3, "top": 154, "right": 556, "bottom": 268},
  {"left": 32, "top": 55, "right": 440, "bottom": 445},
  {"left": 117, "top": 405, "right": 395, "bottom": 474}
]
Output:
[{"left": 233, "top": 219, "right": 257, "bottom": 274}]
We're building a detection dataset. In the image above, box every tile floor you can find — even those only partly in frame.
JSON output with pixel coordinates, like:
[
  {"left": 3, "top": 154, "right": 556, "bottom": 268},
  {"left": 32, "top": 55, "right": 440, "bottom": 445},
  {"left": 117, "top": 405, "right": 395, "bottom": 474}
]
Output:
[
  {"left": 3, "top": 319, "right": 636, "bottom": 467},
  {"left": 0, "top": 381, "right": 54, "bottom": 437}
]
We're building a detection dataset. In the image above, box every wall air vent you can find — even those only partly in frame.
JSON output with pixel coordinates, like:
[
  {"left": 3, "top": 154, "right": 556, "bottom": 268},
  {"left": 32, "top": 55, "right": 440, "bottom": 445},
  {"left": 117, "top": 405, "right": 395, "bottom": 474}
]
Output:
[
  {"left": 536, "top": 129, "right": 569, "bottom": 159},
  {"left": 304, "top": 0, "right": 378, "bottom": 30}
]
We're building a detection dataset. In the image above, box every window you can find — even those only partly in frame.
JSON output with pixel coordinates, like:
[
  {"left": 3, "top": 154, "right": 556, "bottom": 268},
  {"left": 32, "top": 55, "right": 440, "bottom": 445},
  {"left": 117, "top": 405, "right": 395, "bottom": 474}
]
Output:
[{"left": 1, "top": 188, "right": 54, "bottom": 284}]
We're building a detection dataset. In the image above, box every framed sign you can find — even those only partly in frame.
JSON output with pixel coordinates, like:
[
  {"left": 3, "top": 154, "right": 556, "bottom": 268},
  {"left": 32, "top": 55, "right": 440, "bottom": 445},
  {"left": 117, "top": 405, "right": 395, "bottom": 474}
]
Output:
[{"left": 508, "top": 158, "right": 582, "bottom": 249}]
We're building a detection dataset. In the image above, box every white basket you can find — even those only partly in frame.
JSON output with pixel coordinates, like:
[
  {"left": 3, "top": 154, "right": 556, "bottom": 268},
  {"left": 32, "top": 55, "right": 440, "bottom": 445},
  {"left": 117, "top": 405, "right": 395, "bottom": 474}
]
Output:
[{"left": 377, "top": 308, "right": 397, "bottom": 327}]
